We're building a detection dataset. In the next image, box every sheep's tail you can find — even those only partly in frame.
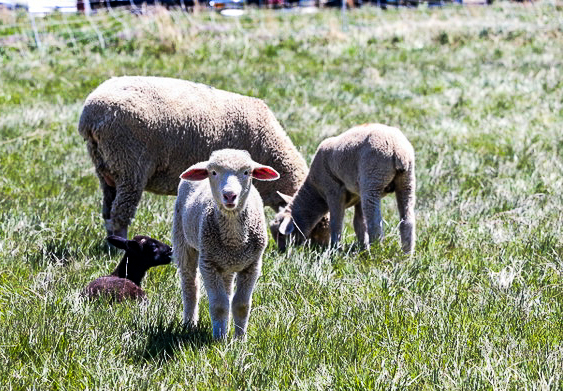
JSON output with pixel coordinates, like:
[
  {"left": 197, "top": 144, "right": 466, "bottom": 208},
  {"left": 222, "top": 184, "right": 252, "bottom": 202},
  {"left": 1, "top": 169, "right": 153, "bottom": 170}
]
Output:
[
  {"left": 393, "top": 139, "right": 415, "bottom": 175},
  {"left": 393, "top": 154, "right": 412, "bottom": 174},
  {"left": 78, "top": 108, "right": 115, "bottom": 187}
]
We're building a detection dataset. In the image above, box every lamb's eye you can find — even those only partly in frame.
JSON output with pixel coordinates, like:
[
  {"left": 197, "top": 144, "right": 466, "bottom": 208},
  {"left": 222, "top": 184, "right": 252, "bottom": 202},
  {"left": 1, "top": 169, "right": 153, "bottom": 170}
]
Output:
[
  {"left": 244, "top": 170, "right": 249, "bottom": 176},
  {"left": 212, "top": 171, "right": 217, "bottom": 176}
]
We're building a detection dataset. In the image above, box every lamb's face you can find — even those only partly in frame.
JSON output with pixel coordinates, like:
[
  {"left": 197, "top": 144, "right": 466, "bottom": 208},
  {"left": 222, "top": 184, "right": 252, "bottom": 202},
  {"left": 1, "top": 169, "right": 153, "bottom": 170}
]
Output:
[
  {"left": 108, "top": 235, "right": 173, "bottom": 268},
  {"left": 132, "top": 235, "right": 173, "bottom": 267},
  {"left": 180, "top": 149, "right": 280, "bottom": 213},
  {"left": 207, "top": 161, "right": 254, "bottom": 212},
  {"left": 269, "top": 210, "right": 289, "bottom": 252},
  {"left": 269, "top": 200, "right": 330, "bottom": 252}
]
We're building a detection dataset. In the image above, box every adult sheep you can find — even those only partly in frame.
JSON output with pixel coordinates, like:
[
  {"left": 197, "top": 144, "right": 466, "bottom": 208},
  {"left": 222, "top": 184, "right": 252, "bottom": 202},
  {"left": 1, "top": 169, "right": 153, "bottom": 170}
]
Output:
[{"left": 78, "top": 76, "right": 328, "bottom": 244}]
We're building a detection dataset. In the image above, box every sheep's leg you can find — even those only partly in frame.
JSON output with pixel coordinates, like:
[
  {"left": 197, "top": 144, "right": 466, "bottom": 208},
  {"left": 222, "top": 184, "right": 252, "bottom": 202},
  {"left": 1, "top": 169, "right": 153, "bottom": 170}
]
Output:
[
  {"left": 361, "top": 190, "right": 383, "bottom": 245},
  {"left": 325, "top": 189, "right": 347, "bottom": 247},
  {"left": 109, "top": 180, "right": 145, "bottom": 239},
  {"left": 177, "top": 247, "right": 200, "bottom": 326},
  {"left": 200, "top": 263, "right": 231, "bottom": 340},
  {"left": 97, "top": 174, "right": 117, "bottom": 237},
  {"left": 221, "top": 272, "right": 235, "bottom": 333},
  {"left": 232, "top": 263, "right": 261, "bottom": 339},
  {"left": 394, "top": 172, "right": 416, "bottom": 254},
  {"left": 87, "top": 142, "right": 118, "bottom": 238},
  {"left": 222, "top": 273, "right": 235, "bottom": 299},
  {"left": 353, "top": 203, "right": 369, "bottom": 249}
]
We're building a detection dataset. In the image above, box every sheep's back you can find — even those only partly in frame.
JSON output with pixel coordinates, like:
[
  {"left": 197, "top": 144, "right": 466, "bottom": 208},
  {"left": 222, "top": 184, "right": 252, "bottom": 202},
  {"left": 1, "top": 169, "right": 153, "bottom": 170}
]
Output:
[{"left": 311, "top": 124, "right": 414, "bottom": 191}]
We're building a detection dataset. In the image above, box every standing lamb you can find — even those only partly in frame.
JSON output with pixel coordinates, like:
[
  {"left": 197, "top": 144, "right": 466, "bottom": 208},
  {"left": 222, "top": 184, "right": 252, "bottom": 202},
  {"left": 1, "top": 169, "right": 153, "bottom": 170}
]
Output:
[
  {"left": 83, "top": 235, "right": 172, "bottom": 302},
  {"left": 270, "top": 123, "right": 416, "bottom": 254},
  {"left": 172, "top": 149, "right": 279, "bottom": 339},
  {"left": 78, "top": 76, "right": 328, "bottom": 245}
]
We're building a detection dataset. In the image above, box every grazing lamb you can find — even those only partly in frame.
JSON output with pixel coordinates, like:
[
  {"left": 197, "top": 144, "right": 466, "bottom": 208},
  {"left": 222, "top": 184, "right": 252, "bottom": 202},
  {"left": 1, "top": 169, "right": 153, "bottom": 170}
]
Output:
[
  {"left": 78, "top": 76, "right": 328, "bottom": 246},
  {"left": 270, "top": 123, "right": 416, "bottom": 254},
  {"left": 172, "top": 149, "right": 279, "bottom": 339},
  {"left": 83, "top": 235, "right": 172, "bottom": 302}
]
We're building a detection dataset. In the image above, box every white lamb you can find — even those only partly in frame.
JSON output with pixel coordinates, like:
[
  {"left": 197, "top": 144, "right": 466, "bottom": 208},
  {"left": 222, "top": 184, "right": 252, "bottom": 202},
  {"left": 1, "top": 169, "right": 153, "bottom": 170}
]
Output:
[
  {"left": 172, "top": 149, "right": 279, "bottom": 340},
  {"left": 270, "top": 123, "right": 416, "bottom": 254}
]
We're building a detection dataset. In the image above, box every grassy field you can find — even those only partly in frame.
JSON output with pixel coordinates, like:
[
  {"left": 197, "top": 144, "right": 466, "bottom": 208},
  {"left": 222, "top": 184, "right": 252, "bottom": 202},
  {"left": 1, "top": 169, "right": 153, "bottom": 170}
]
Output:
[{"left": 1, "top": 1, "right": 563, "bottom": 389}]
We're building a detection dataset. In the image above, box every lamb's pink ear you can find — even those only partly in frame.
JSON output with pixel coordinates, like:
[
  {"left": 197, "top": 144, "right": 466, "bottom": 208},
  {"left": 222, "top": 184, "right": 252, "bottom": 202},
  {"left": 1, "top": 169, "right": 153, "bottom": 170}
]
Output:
[
  {"left": 180, "top": 162, "right": 209, "bottom": 181},
  {"left": 181, "top": 168, "right": 208, "bottom": 181},
  {"left": 252, "top": 165, "right": 280, "bottom": 181}
]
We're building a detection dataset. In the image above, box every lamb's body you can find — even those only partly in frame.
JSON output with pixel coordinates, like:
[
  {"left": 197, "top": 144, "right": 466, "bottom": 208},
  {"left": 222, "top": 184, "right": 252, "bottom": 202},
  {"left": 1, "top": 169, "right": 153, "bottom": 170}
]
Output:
[
  {"left": 272, "top": 123, "right": 416, "bottom": 253},
  {"left": 84, "top": 276, "right": 146, "bottom": 302},
  {"left": 173, "top": 149, "right": 278, "bottom": 339},
  {"left": 78, "top": 76, "right": 309, "bottom": 239}
]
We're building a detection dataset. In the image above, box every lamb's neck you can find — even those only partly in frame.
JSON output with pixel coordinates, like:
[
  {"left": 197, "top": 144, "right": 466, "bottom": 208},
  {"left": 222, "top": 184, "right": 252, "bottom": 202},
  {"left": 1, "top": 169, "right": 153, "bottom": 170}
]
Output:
[
  {"left": 291, "top": 181, "right": 329, "bottom": 238},
  {"left": 111, "top": 257, "right": 145, "bottom": 286},
  {"left": 214, "top": 206, "right": 250, "bottom": 247}
]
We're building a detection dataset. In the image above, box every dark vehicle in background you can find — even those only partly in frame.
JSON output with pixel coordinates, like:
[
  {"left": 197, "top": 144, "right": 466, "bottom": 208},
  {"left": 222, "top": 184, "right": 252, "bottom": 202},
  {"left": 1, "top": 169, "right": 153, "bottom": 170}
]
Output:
[{"left": 77, "top": 0, "right": 196, "bottom": 11}]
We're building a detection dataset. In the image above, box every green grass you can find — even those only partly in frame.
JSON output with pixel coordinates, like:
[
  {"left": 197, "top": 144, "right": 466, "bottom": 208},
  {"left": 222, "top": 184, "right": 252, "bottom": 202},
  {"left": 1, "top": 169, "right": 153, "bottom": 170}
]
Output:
[{"left": 1, "top": 2, "right": 563, "bottom": 389}]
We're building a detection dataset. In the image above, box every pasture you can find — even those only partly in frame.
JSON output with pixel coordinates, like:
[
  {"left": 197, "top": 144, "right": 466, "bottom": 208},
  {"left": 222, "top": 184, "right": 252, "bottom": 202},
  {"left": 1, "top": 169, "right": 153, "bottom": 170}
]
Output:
[{"left": 1, "top": 2, "right": 563, "bottom": 389}]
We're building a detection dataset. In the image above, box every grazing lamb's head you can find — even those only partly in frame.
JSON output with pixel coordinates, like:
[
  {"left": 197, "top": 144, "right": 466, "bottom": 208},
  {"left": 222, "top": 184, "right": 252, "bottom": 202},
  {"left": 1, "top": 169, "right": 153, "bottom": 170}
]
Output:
[
  {"left": 107, "top": 235, "right": 173, "bottom": 276},
  {"left": 269, "top": 209, "right": 294, "bottom": 252},
  {"left": 269, "top": 193, "right": 331, "bottom": 252},
  {"left": 180, "top": 149, "right": 279, "bottom": 213}
]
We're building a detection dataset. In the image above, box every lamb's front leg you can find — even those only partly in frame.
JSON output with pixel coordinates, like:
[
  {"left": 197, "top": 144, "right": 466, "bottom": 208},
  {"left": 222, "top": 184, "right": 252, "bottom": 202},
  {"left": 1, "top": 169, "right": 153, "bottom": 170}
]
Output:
[
  {"left": 325, "top": 188, "right": 347, "bottom": 248},
  {"left": 200, "top": 261, "right": 231, "bottom": 340},
  {"left": 177, "top": 247, "right": 199, "bottom": 326},
  {"left": 232, "top": 261, "right": 261, "bottom": 339}
]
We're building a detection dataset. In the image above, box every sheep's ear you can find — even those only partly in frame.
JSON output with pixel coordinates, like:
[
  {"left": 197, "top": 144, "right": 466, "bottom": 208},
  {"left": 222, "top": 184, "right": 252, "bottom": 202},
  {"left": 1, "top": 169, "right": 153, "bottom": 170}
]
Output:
[
  {"left": 180, "top": 162, "right": 209, "bottom": 181},
  {"left": 107, "top": 235, "right": 128, "bottom": 250},
  {"left": 252, "top": 165, "right": 280, "bottom": 181},
  {"left": 279, "top": 216, "right": 294, "bottom": 235},
  {"left": 277, "top": 191, "right": 294, "bottom": 205}
]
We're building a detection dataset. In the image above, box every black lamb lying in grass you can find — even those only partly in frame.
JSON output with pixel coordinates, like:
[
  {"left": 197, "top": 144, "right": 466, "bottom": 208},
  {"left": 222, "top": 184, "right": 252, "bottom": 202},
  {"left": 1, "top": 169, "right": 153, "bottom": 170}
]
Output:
[{"left": 83, "top": 235, "right": 172, "bottom": 302}]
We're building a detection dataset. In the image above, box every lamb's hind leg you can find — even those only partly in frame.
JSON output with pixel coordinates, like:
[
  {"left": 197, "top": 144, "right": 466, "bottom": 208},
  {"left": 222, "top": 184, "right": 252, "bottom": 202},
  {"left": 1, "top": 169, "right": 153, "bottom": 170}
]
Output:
[
  {"left": 395, "top": 170, "right": 416, "bottom": 254},
  {"left": 353, "top": 203, "right": 369, "bottom": 250},
  {"left": 361, "top": 190, "right": 384, "bottom": 246},
  {"left": 360, "top": 164, "right": 395, "bottom": 247},
  {"left": 232, "top": 262, "right": 261, "bottom": 339}
]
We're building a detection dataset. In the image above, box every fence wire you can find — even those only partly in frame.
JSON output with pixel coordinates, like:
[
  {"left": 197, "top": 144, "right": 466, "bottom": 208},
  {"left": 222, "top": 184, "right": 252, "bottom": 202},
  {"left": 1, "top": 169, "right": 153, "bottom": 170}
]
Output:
[{"left": 0, "top": 0, "right": 470, "bottom": 54}]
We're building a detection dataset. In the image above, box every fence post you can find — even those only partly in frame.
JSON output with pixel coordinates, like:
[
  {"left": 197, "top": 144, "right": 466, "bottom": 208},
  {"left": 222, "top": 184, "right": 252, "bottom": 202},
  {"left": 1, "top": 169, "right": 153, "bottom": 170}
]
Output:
[
  {"left": 28, "top": 11, "right": 42, "bottom": 50},
  {"left": 341, "top": 0, "right": 347, "bottom": 31}
]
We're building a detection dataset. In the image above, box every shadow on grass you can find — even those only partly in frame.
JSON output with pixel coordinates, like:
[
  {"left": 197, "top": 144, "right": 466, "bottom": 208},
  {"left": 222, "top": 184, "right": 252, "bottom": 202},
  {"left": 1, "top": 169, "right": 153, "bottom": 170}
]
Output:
[{"left": 136, "top": 319, "right": 213, "bottom": 363}]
